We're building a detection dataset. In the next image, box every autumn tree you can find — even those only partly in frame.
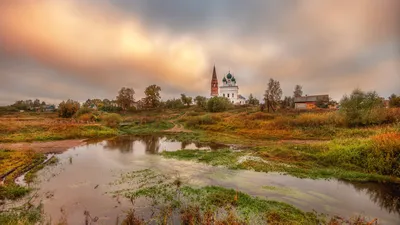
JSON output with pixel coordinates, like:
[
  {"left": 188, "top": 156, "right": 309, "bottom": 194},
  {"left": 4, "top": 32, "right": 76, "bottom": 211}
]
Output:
[
  {"left": 264, "top": 78, "right": 282, "bottom": 112},
  {"left": 194, "top": 96, "right": 207, "bottom": 109},
  {"left": 58, "top": 99, "right": 80, "bottom": 118},
  {"left": 247, "top": 94, "right": 260, "bottom": 105},
  {"left": 116, "top": 87, "right": 135, "bottom": 111},
  {"left": 143, "top": 85, "right": 161, "bottom": 108},
  {"left": 181, "top": 94, "right": 192, "bottom": 107}
]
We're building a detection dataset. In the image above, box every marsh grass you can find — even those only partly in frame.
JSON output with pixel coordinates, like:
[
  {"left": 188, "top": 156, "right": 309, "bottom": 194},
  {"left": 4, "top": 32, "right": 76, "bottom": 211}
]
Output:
[
  {"left": 110, "top": 169, "right": 326, "bottom": 225},
  {"left": 0, "top": 204, "right": 43, "bottom": 225},
  {"left": 162, "top": 135, "right": 400, "bottom": 182},
  {"left": 109, "top": 169, "right": 379, "bottom": 225}
]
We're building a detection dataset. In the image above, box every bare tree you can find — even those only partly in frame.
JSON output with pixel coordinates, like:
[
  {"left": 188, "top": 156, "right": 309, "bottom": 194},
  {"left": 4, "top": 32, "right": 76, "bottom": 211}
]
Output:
[{"left": 264, "top": 78, "right": 282, "bottom": 112}]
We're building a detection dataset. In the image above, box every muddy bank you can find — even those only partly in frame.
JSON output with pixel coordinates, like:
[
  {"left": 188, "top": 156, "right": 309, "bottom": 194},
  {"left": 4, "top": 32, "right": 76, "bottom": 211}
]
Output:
[{"left": 0, "top": 139, "right": 86, "bottom": 153}]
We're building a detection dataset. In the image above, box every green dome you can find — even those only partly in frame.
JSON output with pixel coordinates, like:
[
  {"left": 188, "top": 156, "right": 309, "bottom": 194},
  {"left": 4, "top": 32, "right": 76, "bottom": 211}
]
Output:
[
  {"left": 226, "top": 73, "right": 232, "bottom": 79},
  {"left": 231, "top": 77, "right": 236, "bottom": 82},
  {"left": 222, "top": 77, "right": 227, "bottom": 82}
]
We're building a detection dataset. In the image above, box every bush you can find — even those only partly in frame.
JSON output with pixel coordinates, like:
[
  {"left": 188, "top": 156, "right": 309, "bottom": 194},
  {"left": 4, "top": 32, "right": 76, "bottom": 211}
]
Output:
[
  {"left": 101, "top": 113, "right": 122, "bottom": 128},
  {"left": 207, "top": 97, "right": 233, "bottom": 112},
  {"left": 340, "top": 89, "right": 385, "bottom": 126},
  {"left": 58, "top": 99, "right": 80, "bottom": 118},
  {"left": 73, "top": 107, "right": 93, "bottom": 118},
  {"left": 186, "top": 115, "right": 219, "bottom": 128},
  {"left": 78, "top": 113, "right": 95, "bottom": 122},
  {"left": 367, "top": 133, "right": 400, "bottom": 176}
]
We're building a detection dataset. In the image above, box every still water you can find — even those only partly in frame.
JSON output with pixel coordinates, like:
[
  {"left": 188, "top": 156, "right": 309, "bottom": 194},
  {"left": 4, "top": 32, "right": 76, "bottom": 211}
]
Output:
[{"left": 34, "top": 136, "right": 400, "bottom": 224}]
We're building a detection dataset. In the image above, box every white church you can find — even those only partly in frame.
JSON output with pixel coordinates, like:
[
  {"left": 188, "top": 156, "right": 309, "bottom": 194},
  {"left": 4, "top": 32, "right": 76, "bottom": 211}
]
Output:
[{"left": 210, "top": 66, "right": 246, "bottom": 104}]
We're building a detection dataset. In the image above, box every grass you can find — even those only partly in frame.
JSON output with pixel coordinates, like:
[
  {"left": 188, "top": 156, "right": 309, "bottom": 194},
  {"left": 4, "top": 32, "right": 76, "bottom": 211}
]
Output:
[
  {"left": 0, "top": 205, "right": 43, "bottom": 225},
  {"left": 120, "top": 120, "right": 174, "bottom": 134},
  {"left": 0, "top": 149, "right": 56, "bottom": 200},
  {"left": 161, "top": 134, "right": 400, "bottom": 182},
  {"left": 0, "top": 113, "right": 118, "bottom": 143},
  {"left": 110, "top": 169, "right": 377, "bottom": 225}
]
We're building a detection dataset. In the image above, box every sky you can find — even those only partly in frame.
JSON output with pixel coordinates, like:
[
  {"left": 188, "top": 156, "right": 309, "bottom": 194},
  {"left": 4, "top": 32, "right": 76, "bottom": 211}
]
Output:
[{"left": 0, "top": 0, "right": 399, "bottom": 105}]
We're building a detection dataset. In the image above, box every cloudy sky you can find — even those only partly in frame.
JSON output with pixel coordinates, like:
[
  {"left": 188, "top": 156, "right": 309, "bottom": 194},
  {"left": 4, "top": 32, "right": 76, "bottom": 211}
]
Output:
[{"left": 0, "top": 0, "right": 399, "bottom": 105}]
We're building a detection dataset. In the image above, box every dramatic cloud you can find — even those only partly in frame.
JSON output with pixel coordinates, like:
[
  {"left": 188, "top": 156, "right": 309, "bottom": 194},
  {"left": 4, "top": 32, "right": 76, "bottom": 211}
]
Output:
[{"left": 0, "top": 0, "right": 399, "bottom": 105}]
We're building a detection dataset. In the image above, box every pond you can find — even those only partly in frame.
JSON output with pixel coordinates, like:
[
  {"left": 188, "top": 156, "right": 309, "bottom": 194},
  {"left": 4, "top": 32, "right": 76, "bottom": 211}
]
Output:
[{"left": 32, "top": 135, "right": 400, "bottom": 224}]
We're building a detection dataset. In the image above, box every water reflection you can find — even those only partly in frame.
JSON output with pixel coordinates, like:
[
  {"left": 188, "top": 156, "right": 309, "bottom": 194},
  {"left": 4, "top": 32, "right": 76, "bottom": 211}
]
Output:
[
  {"left": 341, "top": 180, "right": 400, "bottom": 214},
  {"left": 35, "top": 136, "right": 400, "bottom": 224},
  {"left": 103, "top": 135, "right": 226, "bottom": 154}
]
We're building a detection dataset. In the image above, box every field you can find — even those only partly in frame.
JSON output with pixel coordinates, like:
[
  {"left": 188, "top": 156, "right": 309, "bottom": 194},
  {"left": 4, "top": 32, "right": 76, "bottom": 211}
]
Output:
[{"left": 0, "top": 107, "right": 399, "bottom": 224}]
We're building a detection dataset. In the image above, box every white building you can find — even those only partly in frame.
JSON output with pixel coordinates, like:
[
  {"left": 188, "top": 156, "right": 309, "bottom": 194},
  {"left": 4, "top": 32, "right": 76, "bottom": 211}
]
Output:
[{"left": 219, "top": 72, "right": 245, "bottom": 104}]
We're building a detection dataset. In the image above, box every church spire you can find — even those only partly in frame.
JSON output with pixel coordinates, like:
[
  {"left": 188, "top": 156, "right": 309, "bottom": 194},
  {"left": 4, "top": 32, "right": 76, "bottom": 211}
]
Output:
[
  {"left": 212, "top": 65, "right": 217, "bottom": 79},
  {"left": 211, "top": 65, "right": 219, "bottom": 97}
]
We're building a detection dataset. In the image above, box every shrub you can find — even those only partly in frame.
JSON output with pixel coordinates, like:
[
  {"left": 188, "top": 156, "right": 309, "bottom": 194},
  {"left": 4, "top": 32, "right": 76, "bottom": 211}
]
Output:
[
  {"left": 101, "top": 113, "right": 122, "bottom": 128},
  {"left": 340, "top": 89, "right": 385, "bottom": 126},
  {"left": 207, "top": 97, "right": 233, "bottom": 112},
  {"left": 58, "top": 99, "right": 80, "bottom": 118},
  {"left": 74, "top": 107, "right": 93, "bottom": 118},
  {"left": 367, "top": 133, "right": 400, "bottom": 176},
  {"left": 186, "top": 115, "right": 220, "bottom": 128},
  {"left": 78, "top": 113, "right": 94, "bottom": 122}
]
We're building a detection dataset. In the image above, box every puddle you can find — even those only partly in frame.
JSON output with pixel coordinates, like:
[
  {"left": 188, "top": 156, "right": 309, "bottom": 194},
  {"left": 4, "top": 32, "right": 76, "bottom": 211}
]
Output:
[{"left": 32, "top": 135, "right": 400, "bottom": 224}]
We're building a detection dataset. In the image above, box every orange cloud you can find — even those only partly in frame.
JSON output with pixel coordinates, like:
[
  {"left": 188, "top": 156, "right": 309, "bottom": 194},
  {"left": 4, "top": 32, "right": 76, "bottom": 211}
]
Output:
[{"left": 0, "top": 0, "right": 208, "bottom": 91}]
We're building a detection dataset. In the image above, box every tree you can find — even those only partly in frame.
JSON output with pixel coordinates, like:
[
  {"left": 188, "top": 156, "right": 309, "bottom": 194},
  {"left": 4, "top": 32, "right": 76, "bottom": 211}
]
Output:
[
  {"left": 293, "top": 85, "right": 303, "bottom": 98},
  {"left": 116, "top": 87, "right": 135, "bottom": 111},
  {"left": 207, "top": 96, "right": 233, "bottom": 112},
  {"left": 58, "top": 99, "right": 80, "bottom": 118},
  {"left": 247, "top": 94, "right": 260, "bottom": 105},
  {"left": 33, "top": 99, "right": 41, "bottom": 107},
  {"left": 194, "top": 96, "right": 207, "bottom": 109},
  {"left": 264, "top": 79, "right": 282, "bottom": 112},
  {"left": 280, "top": 96, "right": 293, "bottom": 109},
  {"left": 181, "top": 94, "right": 192, "bottom": 107},
  {"left": 143, "top": 85, "right": 161, "bottom": 108},
  {"left": 165, "top": 99, "right": 185, "bottom": 109},
  {"left": 389, "top": 94, "right": 400, "bottom": 108},
  {"left": 340, "top": 88, "right": 384, "bottom": 126},
  {"left": 41, "top": 101, "right": 46, "bottom": 106}
]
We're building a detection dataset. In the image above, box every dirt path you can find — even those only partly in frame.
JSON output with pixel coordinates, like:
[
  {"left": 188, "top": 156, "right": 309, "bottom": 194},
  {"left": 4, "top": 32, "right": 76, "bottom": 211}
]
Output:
[
  {"left": 0, "top": 139, "right": 86, "bottom": 153},
  {"left": 165, "top": 113, "right": 192, "bottom": 133}
]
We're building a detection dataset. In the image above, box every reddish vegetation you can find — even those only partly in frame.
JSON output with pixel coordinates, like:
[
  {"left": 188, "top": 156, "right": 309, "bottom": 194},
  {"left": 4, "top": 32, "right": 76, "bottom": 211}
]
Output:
[{"left": 0, "top": 139, "right": 85, "bottom": 153}]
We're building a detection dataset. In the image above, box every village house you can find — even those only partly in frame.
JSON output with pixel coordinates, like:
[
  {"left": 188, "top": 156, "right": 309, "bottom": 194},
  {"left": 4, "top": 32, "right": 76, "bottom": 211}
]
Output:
[{"left": 294, "top": 95, "right": 329, "bottom": 110}]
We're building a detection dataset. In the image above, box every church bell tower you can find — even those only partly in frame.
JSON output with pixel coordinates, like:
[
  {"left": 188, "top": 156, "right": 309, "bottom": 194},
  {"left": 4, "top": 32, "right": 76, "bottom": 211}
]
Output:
[{"left": 211, "top": 65, "right": 219, "bottom": 96}]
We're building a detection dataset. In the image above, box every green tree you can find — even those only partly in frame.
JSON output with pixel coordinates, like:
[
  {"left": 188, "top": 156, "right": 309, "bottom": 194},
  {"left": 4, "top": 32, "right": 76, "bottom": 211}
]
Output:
[
  {"left": 280, "top": 96, "right": 293, "bottom": 109},
  {"left": 143, "top": 85, "right": 162, "bottom": 108},
  {"left": 389, "top": 94, "right": 400, "bottom": 108},
  {"left": 247, "top": 94, "right": 260, "bottom": 105},
  {"left": 264, "top": 78, "right": 282, "bottom": 112},
  {"left": 165, "top": 99, "right": 185, "bottom": 109},
  {"left": 58, "top": 99, "right": 80, "bottom": 118},
  {"left": 207, "top": 96, "right": 232, "bottom": 112},
  {"left": 181, "top": 94, "right": 192, "bottom": 107},
  {"left": 340, "top": 88, "right": 384, "bottom": 126},
  {"left": 194, "top": 96, "right": 207, "bottom": 109},
  {"left": 116, "top": 87, "right": 135, "bottom": 111}
]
